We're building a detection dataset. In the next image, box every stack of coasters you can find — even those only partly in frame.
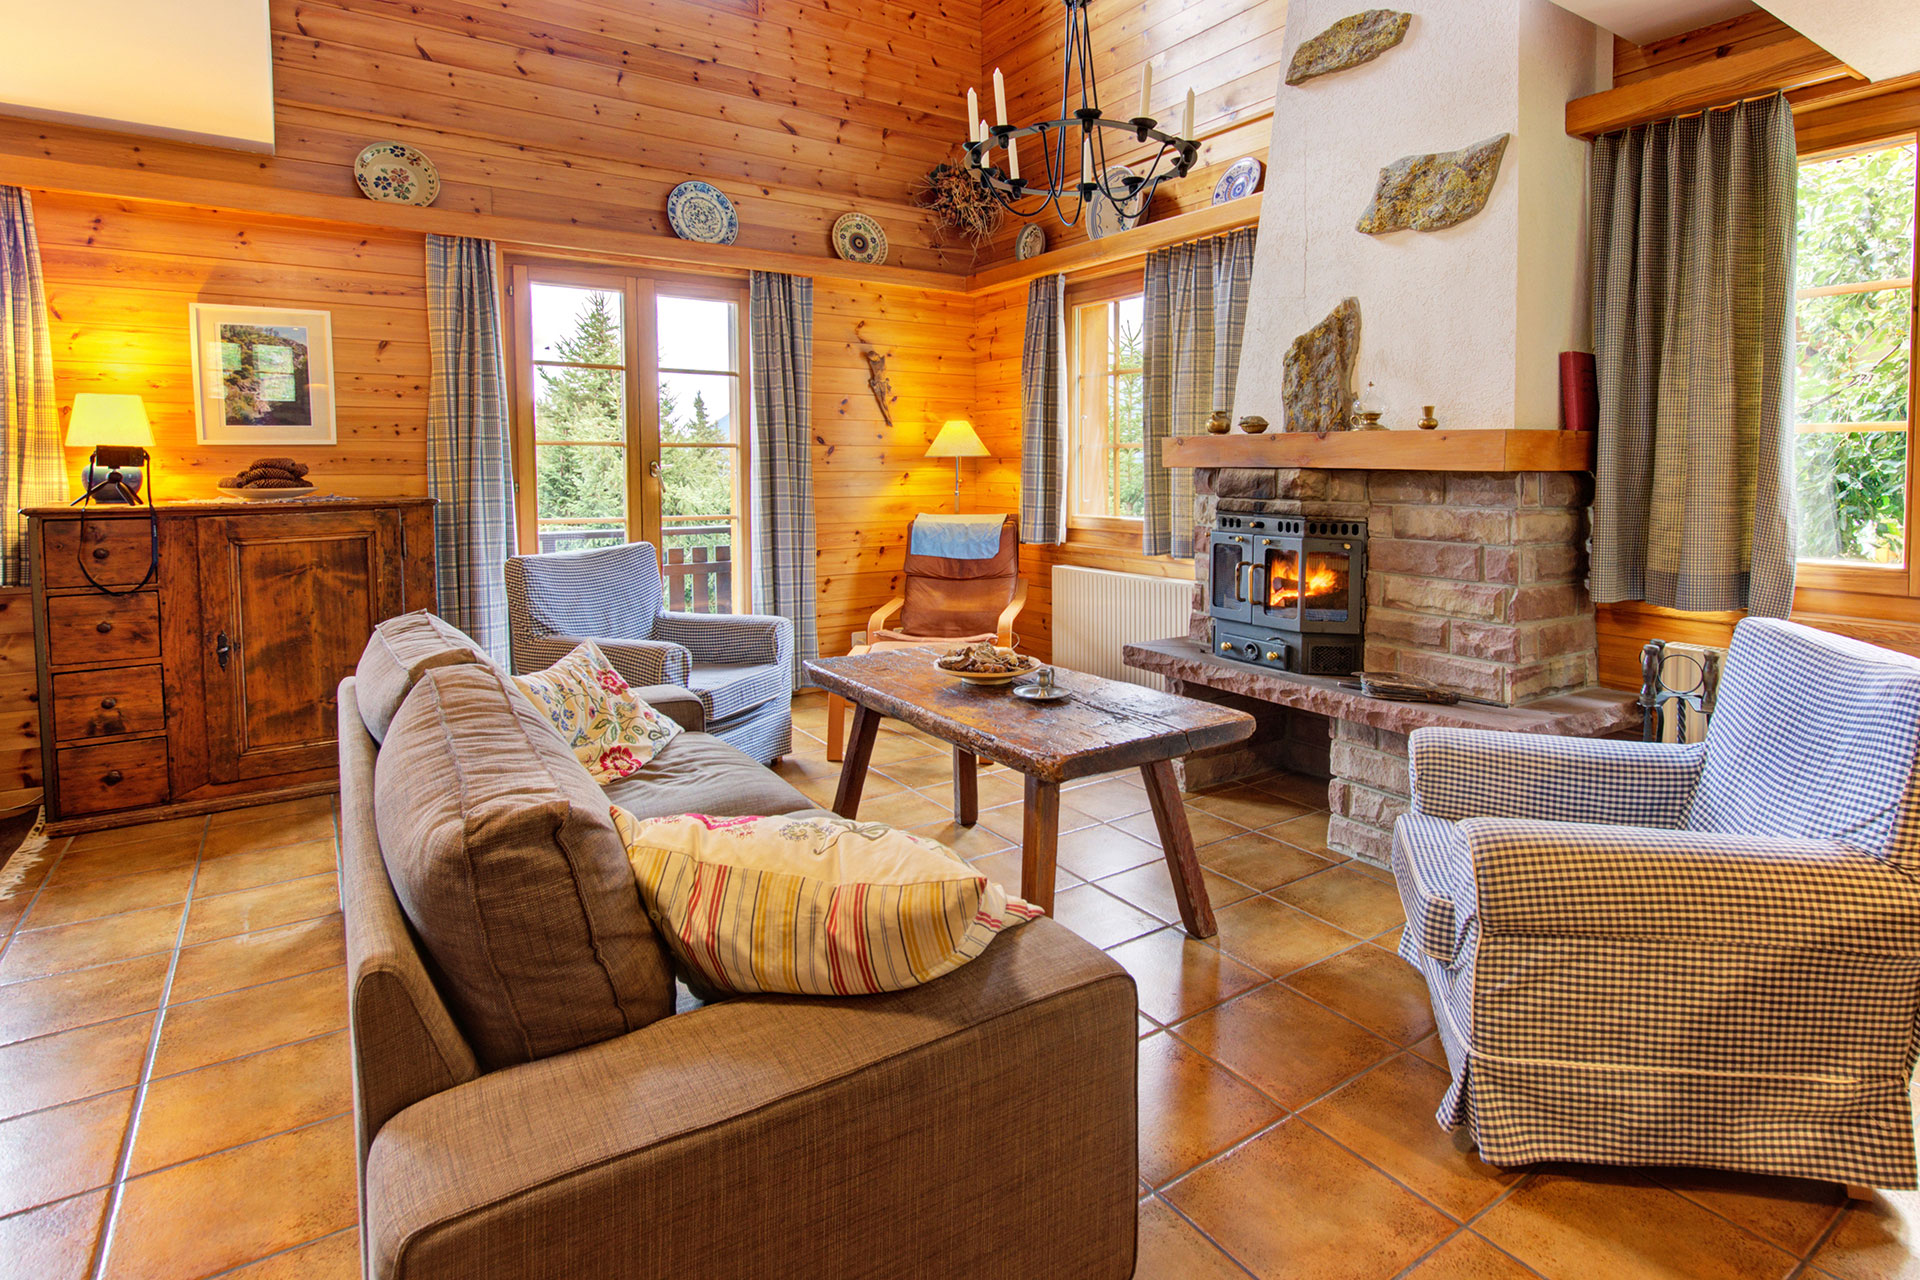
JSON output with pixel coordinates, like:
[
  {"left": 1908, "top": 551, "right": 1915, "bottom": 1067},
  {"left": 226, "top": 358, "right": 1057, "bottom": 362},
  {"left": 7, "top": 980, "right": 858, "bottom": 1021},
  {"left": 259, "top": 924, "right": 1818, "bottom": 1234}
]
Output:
[{"left": 219, "top": 458, "right": 312, "bottom": 491}]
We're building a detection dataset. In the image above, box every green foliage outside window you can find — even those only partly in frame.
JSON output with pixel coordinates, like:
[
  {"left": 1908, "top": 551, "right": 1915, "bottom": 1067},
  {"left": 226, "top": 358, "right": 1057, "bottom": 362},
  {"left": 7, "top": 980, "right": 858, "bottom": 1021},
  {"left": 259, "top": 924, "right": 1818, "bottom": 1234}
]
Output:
[
  {"left": 1109, "top": 302, "right": 1145, "bottom": 518},
  {"left": 1794, "top": 143, "right": 1915, "bottom": 563}
]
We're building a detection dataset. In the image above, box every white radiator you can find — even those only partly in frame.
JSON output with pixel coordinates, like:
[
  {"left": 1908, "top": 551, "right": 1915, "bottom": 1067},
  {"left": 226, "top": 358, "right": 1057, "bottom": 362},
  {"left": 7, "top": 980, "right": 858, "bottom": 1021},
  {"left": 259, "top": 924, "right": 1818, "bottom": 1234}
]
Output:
[{"left": 1049, "top": 566, "right": 1194, "bottom": 691}]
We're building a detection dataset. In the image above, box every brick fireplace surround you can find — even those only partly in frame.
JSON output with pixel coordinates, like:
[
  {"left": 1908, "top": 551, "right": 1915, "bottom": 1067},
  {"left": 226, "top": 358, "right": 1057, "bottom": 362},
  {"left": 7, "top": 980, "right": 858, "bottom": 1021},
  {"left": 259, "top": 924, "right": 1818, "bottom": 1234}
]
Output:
[{"left": 1126, "top": 462, "right": 1639, "bottom": 865}]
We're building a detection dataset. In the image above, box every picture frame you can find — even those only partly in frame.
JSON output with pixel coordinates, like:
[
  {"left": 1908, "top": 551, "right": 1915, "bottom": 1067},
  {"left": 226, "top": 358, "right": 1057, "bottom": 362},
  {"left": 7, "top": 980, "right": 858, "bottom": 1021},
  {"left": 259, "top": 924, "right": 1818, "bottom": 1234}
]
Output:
[{"left": 189, "top": 303, "right": 337, "bottom": 445}]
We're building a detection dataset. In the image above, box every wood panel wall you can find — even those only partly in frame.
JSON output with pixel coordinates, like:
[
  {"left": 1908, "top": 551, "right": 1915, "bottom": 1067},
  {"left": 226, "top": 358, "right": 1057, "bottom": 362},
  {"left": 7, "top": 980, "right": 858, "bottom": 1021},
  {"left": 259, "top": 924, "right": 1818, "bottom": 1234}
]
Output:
[
  {"left": 0, "top": 0, "right": 981, "bottom": 274},
  {"left": 972, "top": 0, "right": 1284, "bottom": 266}
]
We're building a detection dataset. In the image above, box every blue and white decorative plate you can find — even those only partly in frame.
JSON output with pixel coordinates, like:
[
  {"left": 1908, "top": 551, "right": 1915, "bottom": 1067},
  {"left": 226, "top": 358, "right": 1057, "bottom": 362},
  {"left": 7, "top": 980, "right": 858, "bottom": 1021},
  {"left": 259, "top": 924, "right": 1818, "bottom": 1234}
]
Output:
[
  {"left": 667, "top": 181, "right": 739, "bottom": 245},
  {"left": 832, "top": 212, "right": 888, "bottom": 264},
  {"left": 354, "top": 142, "right": 440, "bottom": 207},
  {"left": 1015, "top": 225, "right": 1047, "bottom": 260},
  {"left": 1211, "top": 156, "right": 1263, "bottom": 205},
  {"left": 1086, "top": 165, "right": 1144, "bottom": 241}
]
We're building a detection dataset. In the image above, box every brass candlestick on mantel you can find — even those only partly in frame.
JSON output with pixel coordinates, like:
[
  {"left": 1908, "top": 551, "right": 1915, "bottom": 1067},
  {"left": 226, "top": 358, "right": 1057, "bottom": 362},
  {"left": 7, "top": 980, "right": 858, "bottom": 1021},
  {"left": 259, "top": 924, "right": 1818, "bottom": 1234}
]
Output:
[{"left": 1416, "top": 405, "right": 1439, "bottom": 430}]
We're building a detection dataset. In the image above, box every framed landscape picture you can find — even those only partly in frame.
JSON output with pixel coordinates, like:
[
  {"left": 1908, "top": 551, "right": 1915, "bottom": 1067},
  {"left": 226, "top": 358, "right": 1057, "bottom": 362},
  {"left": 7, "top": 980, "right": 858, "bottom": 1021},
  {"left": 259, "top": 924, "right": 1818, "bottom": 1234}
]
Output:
[{"left": 190, "top": 304, "right": 337, "bottom": 445}]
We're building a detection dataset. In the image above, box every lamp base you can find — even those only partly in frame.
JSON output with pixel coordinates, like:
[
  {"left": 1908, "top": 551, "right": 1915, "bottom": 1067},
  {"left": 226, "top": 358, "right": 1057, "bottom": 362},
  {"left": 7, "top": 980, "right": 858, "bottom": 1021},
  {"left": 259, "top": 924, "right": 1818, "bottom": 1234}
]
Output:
[{"left": 76, "top": 454, "right": 146, "bottom": 506}]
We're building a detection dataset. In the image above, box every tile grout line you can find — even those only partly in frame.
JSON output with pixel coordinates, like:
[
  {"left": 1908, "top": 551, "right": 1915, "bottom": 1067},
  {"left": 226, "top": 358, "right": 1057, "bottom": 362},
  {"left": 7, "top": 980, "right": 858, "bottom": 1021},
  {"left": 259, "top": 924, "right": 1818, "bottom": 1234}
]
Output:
[
  {"left": 0, "top": 836, "right": 77, "bottom": 967},
  {"left": 124, "top": 1106, "right": 353, "bottom": 1183},
  {"left": 197, "top": 1224, "right": 356, "bottom": 1280},
  {"left": 87, "top": 820, "right": 211, "bottom": 1280}
]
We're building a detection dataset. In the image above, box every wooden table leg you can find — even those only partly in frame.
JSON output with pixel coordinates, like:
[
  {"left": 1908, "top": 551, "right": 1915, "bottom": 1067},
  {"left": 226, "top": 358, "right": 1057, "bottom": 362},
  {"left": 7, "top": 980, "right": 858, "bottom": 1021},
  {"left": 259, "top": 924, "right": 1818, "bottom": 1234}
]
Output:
[
  {"left": 953, "top": 748, "right": 978, "bottom": 827},
  {"left": 832, "top": 703, "right": 881, "bottom": 818},
  {"left": 1020, "top": 774, "right": 1061, "bottom": 915},
  {"left": 1140, "top": 759, "right": 1217, "bottom": 939},
  {"left": 825, "top": 693, "right": 845, "bottom": 763}
]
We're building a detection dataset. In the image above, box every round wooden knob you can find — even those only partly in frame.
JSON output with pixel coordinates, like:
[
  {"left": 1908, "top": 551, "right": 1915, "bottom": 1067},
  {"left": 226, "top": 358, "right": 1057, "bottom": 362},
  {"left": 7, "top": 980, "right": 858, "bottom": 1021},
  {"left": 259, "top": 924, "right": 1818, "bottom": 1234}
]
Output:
[
  {"left": 91, "top": 547, "right": 109, "bottom": 561},
  {"left": 100, "top": 696, "right": 117, "bottom": 709},
  {"left": 103, "top": 769, "right": 123, "bottom": 785},
  {"left": 96, "top": 621, "right": 112, "bottom": 634}
]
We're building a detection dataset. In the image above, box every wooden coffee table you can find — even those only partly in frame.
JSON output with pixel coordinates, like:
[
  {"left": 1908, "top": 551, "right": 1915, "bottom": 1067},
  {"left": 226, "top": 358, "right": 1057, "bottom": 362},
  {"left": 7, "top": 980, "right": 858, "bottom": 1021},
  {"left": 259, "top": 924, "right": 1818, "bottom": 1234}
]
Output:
[{"left": 804, "top": 650, "right": 1255, "bottom": 938}]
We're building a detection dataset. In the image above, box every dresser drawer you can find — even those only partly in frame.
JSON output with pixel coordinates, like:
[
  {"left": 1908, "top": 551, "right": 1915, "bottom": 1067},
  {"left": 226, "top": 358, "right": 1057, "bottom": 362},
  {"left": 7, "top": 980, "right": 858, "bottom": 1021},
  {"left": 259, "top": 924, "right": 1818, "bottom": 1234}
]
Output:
[
  {"left": 51, "top": 665, "right": 165, "bottom": 742},
  {"left": 55, "top": 738, "right": 170, "bottom": 817},
  {"left": 40, "top": 518, "right": 158, "bottom": 591},
  {"left": 44, "top": 591, "right": 162, "bottom": 667}
]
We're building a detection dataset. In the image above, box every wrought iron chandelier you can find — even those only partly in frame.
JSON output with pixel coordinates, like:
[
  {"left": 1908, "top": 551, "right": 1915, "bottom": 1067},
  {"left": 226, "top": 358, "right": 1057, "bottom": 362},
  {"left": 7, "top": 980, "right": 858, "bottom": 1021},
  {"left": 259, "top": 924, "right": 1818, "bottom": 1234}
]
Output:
[{"left": 964, "top": 0, "right": 1198, "bottom": 229}]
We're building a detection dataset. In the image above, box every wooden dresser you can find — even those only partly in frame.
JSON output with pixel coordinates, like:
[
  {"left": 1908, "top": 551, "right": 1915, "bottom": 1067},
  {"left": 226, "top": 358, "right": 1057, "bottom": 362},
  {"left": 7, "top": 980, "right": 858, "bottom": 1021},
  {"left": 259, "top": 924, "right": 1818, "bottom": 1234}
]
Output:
[{"left": 27, "top": 498, "right": 436, "bottom": 833}]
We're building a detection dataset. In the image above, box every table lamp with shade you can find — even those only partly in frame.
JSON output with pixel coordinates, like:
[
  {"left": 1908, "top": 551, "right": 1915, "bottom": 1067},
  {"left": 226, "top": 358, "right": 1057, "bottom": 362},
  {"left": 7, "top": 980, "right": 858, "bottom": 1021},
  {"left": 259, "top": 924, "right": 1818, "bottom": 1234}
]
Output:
[
  {"left": 67, "top": 393, "right": 154, "bottom": 505},
  {"left": 924, "top": 418, "right": 988, "bottom": 509}
]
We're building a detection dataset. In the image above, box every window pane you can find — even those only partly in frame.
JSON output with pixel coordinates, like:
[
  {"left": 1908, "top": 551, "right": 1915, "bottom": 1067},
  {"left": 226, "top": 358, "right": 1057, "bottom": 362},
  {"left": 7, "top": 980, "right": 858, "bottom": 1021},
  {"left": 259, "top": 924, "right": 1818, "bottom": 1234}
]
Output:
[
  {"left": 534, "top": 365, "right": 625, "bottom": 442},
  {"left": 1797, "top": 144, "right": 1916, "bottom": 289},
  {"left": 657, "top": 296, "right": 737, "bottom": 372},
  {"left": 532, "top": 285, "right": 623, "bottom": 364},
  {"left": 534, "top": 444, "right": 626, "bottom": 553},
  {"left": 660, "top": 446, "right": 736, "bottom": 523},
  {"left": 1113, "top": 297, "right": 1144, "bottom": 371},
  {"left": 1796, "top": 430, "right": 1905, "bottom": 563},
  {"left": 1110, "top": 446, "right": 1143, "bottom": 518},
  {"left": 659, "top": 372, "right": 736, "bottom": 444},
  {"left": 1796, "top": 287, "right": 1911, "bottom": 425}
]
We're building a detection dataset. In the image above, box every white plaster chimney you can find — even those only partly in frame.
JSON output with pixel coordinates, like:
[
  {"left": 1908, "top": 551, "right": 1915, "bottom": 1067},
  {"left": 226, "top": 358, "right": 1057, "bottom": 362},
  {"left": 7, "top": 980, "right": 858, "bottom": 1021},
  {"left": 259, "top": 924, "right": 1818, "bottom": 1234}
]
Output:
[{"left": 1232, "top": 0, "right": 1607, "bottom": 432}]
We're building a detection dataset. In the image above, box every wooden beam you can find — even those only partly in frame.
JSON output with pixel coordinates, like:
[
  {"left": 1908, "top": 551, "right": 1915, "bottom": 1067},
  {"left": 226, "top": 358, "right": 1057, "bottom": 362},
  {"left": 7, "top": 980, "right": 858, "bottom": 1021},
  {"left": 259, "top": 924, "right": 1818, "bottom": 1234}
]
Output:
[
  {"left": 1566, "top": 35, "right": 1857, "bottom": 138},
  {"left": 1160, "top": 429, "right": 1596, "bottom": 473},
  {"left": 966, "top": 196, "right": 1262, "bottom": 294},
  {"left": 3, "top": 153, "right": 973, "bottom": 294}
]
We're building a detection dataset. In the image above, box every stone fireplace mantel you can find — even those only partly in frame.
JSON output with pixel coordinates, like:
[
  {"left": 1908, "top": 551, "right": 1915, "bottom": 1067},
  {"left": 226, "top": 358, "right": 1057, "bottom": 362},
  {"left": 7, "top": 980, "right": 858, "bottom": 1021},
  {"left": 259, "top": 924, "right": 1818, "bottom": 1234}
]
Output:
[{"left": 1161, "top": 429, "right": 1595, "bottom": 473}]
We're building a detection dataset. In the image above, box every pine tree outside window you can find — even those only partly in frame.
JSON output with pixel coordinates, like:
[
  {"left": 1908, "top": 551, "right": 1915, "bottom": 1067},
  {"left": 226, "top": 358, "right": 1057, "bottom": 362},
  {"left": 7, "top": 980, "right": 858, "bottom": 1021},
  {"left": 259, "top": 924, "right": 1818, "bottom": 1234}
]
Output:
[{"left": 504, "top": 262, "right": 750, "bottom": 612}]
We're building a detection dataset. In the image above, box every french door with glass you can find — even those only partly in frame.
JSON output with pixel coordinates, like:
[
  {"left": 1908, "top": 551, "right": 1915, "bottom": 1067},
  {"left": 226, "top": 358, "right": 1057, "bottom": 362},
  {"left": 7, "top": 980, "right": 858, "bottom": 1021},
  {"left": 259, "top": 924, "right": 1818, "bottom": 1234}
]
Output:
[{"left": 505, "top": 262, "right": 750, "bottom": 612}]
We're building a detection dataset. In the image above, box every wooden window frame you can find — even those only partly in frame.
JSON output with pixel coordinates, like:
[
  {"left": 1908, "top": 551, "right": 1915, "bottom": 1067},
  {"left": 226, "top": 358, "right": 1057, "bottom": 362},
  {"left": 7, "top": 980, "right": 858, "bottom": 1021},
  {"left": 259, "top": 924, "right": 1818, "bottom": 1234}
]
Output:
[
  {"left": 1791, "top": 129, "right": 1920, "bottom": 601},
  {"left": 1065, "top": 272, "right": 1146, "bottom": 533},
  {"left": 503, "top": 258, "right": 752, "bottom": 609}
]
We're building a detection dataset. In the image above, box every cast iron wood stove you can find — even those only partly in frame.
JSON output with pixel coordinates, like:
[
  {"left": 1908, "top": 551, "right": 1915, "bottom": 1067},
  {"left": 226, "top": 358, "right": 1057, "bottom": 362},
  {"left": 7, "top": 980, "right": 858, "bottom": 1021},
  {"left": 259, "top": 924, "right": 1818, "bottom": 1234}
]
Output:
[{"left": 1208, "top": 512, "right": 1366, "bottom": 676}]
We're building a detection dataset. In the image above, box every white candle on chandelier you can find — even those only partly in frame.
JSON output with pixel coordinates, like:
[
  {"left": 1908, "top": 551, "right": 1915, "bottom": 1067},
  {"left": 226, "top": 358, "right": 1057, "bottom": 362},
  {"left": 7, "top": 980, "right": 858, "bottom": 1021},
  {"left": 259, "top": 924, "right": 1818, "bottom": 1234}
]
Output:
[
  {"left": 1082, "top": 134, "right": 1093, "bottom": 185},
  {"left": 1008, "top": 132, "right": 1021, "bottom": 180},
  {"left": 1182, "top": 88, "right": 1195, "bottom": 140},
  {"left": 966, "top": 88, "right": 978, "bottom": 138},
  {"left": 980, "top": 118, "right": 990, "bottom": 151},
  {"left": 992, "top": 67, "right": 1008, "bottom": 126},
  {"left": 1138, "top": 62, "right": 1152, "bottom": 119}
]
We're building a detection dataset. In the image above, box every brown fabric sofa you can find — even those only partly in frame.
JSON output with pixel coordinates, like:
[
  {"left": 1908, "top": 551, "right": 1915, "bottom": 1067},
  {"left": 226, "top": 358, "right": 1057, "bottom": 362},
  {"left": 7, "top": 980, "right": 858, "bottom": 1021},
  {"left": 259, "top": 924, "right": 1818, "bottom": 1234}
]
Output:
[{"left": 336, "top": 623, "right": 1140, "bottom": 1279}]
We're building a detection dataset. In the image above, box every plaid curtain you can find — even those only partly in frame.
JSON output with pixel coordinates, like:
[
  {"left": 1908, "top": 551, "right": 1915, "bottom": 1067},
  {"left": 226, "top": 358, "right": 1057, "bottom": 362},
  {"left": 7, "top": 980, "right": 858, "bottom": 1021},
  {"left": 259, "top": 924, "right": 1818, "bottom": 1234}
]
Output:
[
  {"left": 1143, "top": 228, "right": 1257, "bottom": 558},
  {"left": 1590, "top": 93, "right": 1798, "bottom": 617},
  {"left": 1018, "top": 274, "right": 1066, "bottom": 545},
  {"left": 0, "top": 188, "right": 66, "bottom": 586},
  {"left": 749, "top": 271, "right": 817, "bottom": 686},
  {"left": 425, "top": 234, "right": 515, "bottom": 660}
]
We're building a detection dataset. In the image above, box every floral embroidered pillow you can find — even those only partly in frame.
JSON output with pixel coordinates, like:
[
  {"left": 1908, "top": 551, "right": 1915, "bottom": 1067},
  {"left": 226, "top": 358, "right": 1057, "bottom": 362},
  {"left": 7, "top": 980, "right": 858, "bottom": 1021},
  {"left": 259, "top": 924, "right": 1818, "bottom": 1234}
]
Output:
[
  {"left": 514, "top": 641, "right": 683, "bottom": 784},
  {"left": 610, "top": 808, "right": 1041, "bottom": 997}
]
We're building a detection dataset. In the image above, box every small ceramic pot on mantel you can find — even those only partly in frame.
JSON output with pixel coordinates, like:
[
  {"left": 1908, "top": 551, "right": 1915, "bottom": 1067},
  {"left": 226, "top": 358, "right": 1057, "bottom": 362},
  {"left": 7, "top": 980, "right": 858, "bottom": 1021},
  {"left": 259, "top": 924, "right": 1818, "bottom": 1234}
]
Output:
[{"left": 1237, "top": 415, "right": 1269, "bottom": 435}]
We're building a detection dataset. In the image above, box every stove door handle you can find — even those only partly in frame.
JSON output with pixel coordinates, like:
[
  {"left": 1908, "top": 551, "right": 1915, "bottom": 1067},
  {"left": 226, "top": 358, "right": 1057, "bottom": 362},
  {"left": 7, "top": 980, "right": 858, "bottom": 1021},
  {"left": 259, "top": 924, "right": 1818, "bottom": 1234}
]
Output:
[{"left": 1236, "top": 559, "right": 1257, "bottom": 603}]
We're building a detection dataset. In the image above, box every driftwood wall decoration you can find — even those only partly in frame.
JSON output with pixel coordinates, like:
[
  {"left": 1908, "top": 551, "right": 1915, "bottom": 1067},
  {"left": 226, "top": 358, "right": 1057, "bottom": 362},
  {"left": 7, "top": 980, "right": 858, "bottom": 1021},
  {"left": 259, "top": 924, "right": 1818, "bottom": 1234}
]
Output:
[{"left": 863, "top": 350, "right": 894, "bottom": 426}]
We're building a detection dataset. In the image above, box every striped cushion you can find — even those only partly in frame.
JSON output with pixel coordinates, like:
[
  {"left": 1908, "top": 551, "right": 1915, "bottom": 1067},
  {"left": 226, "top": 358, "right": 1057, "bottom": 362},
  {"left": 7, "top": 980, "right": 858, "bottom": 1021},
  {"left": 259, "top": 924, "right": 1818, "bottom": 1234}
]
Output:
[{"left": 610, "top": 809, "right": 1040, "bottom": 996}]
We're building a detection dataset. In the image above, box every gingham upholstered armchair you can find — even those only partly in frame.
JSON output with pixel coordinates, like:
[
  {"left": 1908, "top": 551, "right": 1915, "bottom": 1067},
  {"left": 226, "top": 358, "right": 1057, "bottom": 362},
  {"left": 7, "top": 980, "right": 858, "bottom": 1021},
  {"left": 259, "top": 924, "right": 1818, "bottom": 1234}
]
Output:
[
  {"left": 1392, "top": 617, "right": 1920, "bottom": 1190},
  {"left": 505, "top": 542, "right": 793, "bottom": 763}
]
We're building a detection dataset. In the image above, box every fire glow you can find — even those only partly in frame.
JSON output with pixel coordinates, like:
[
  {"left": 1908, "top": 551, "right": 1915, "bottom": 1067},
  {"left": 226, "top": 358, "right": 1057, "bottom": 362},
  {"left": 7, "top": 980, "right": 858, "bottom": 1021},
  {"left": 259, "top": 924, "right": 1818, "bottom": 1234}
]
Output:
[{"left": 1269, "top": 561, "right": 1343, "bottom": 609}]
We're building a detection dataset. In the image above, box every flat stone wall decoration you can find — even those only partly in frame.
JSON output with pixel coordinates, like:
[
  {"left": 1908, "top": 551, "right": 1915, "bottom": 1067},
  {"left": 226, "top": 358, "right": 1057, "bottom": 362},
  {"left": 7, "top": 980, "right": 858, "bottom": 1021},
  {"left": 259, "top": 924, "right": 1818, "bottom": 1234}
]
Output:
[
  {"left": 1286, "top": 10, "right": 1413, "bottom": 86},
  {"left": 1283, "top": 297, "right": 1361, "bottom": 435},
  {"left": 1357, "top": 133, "right": 1511, "bottom": 235}
]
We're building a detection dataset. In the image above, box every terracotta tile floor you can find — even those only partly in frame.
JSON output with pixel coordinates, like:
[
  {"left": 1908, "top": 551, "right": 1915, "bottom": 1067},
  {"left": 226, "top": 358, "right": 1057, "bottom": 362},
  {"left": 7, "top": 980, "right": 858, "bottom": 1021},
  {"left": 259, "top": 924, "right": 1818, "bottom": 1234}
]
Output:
[{"left": 0, "top": 695, "right": 1915, "bottom": 1278}]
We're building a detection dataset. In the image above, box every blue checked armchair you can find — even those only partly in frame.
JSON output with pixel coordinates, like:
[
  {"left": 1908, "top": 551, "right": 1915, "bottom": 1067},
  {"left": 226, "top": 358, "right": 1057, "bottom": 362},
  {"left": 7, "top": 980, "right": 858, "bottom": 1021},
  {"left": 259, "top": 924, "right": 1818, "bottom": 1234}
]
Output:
[
  {"left": 1392, "top": 617, "right": 1920, "bottom": 1189},
  {"left": 505, "top": 542, "right": 793, "bottom": 763}
]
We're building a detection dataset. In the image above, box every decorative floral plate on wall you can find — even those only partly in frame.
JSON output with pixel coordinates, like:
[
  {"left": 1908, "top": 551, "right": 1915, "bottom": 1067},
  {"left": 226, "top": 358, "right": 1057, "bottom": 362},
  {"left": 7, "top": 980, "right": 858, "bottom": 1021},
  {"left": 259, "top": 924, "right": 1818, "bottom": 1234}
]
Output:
[
  {"left": 1086, "top": 165, "right": 1144, "bottom": 240},
  {"left": 832, "top": 212, "right": 889, "bottom": 264},
  {"left": 667, "top": 181, "right": 740, "bottom": 245},
  {"left": 1015, "top": 225, "right": 1047, "bottom": 260},
  {"left": 1211, "top": 157, "right": 1264, "bottom": 205},
  {"left": 353, "top": 142, "right": 441, "bottom": 207}
]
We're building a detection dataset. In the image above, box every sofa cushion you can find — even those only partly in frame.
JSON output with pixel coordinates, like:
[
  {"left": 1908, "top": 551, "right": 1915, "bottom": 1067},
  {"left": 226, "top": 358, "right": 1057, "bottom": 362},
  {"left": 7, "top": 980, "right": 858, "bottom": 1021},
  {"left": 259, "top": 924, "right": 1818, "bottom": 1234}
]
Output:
[
  {"left": 601, "top": 731, "right": 813, "bottom": 820},
  {"left": 513, "top": 641, "right": 684, "bottom": 783},
  {"left": 612, "top": 809, "right": 1040, "bottom": 995},
  {"left": 375, "top": 664, "right": 675, "bottom": 1069},
  {"left": 355, "top": 611, "right": 491, "bottom": 744},
  {"left": 685, "top": 661, "right": 788, "bottom": 724}
]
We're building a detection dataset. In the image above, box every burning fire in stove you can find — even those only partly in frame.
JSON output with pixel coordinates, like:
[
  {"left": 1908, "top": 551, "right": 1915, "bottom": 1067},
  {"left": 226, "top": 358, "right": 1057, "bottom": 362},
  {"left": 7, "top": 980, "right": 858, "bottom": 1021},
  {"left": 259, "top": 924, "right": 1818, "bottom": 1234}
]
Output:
[{"left": 1269, "top": 560, "right": 1343, "bottom": 608}]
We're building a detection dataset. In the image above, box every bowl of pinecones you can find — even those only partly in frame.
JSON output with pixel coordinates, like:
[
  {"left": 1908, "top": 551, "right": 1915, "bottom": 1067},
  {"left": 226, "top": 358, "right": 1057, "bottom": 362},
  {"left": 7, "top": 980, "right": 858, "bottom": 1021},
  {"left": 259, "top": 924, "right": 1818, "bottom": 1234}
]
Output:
[{"left": 218, "top": 458, "right": 316, "bottom": 501}]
